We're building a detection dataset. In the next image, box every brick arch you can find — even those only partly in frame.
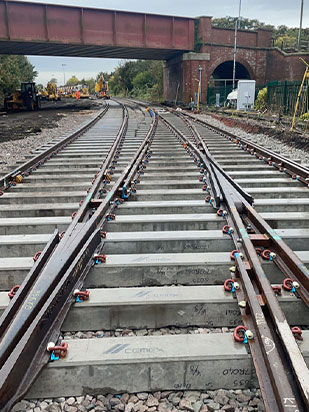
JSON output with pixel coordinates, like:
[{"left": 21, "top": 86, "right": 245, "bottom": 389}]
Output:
[{"left": 208, "top": 56, "right": 255, "bottom": 82}]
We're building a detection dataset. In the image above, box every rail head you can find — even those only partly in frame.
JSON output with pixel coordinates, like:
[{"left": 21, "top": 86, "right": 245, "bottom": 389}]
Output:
[
  {"left": 162, "top": 107, "right": 309, "bottom": 410},
  {"left": 0, "top": 102, "right": 109, "bottom": 193},
  {"left": 0, "top": 103, "right": 158, "bottom": 412},
  {"left": 183, "top": 111, "right": 309, "bottom": 188}
]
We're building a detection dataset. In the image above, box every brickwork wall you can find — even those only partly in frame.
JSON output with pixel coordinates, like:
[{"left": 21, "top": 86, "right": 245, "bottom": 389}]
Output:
[
  {"left": 267, "top": 49, "right": 309, "bottom": 82},
  {"left": 164, "top": 16, "right": 309, "bottom": 103}
]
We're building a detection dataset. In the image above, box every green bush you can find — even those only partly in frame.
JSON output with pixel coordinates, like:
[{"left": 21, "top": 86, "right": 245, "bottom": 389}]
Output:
[
  {"left": 255, "top": 87, "right": 267, "bottom": 111},
  {"left": 301, "top": 112, "right": 309, "bottom": 121}
]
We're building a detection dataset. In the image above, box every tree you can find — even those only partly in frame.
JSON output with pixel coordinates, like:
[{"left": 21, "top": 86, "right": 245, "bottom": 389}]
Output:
[
  {"left": 96, "top": 72, "right": 111, "bottom": 82},
  {"left": 49, "top": 77, "right": 57, "bottom": 84},
  {"left": 107, "top": 60, "right": 163, "bottom": 100},
  {"left": 132, "top": 71, "right": 154, "bottom": 91},
  {"left": 0, "top": 55, "right": 37, "bottom": 103},
  {"left": 211, "top": 16, "right": 309, "bottom": 45},
  {"left": 66, "top": 75, "right": 80, "bottom": 86},
  {"left": 212, "top": 16, "right": 273, "bottom": 31},
  {"left": 117, "top": 60, "right": 152, "bottom": 94},
  {"left": 83, "top": 78, "right": 96, "bottom": 94}
]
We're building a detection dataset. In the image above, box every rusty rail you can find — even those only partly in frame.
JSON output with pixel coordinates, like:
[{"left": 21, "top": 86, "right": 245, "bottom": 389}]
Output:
[
  {"left": 0, "top": 103, "right": 109, "bottom": 193},
  {"left": 161, "top": 112, "right": 309, "bottom": 411},
  {"left": 183, "top": 111, "right": 309, "bottom": 189},
  {"left": 0, "top": 106, "right": 158, "bottom": 411},
  {"left": 181, "top": 112, "right": 309, "bottom": 308}
]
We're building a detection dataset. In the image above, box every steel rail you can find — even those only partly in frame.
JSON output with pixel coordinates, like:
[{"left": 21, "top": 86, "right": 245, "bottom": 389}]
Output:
[
  {"left": 159, "top": 115, "right": 222, "bottom": 208},
  {"left": 160, "top": 112, "right": 309, "bottom": 411},
  {"left": 0, "top": 102, "right": 109, "bottom": 193},
  {"left": 182, "top": 111, "right": 309, "bottom": 188},
  {"left": 0, "top": 107, "right": 158, "bottom": 411},
  {"left": 159, "top": 113, "right": 253, "bottom": 209},
  {"left": 218, "top": 172, "right": 309, "bottom": 412},
  {"left": 177, "top": 112, "right": 254, "bottom": 208},
  {"left": 179, "top": 111, "right": 309, "bottom": 308},
  {"left": 69, "top": 104, "right": 128, "bottom": 224},
  {"left": 0, "top": 103, "right": 126, "bottom": 370}
]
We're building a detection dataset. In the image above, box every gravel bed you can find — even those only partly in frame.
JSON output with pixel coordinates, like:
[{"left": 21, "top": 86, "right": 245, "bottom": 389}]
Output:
[
  {"left": 14, "top": 389, "right": 265, "bottom": 412},
  {"left": 0, "top": 109, "right": 98, "bottom": 173},
  {"left": 61, "top": 327, "right": 234, "bottom": 340},
  {"left": 193, "top": 113, "right": 309, "bottom": 165},
  {"left": 10, "top": 106, "right": 265, "bottom": 412}
]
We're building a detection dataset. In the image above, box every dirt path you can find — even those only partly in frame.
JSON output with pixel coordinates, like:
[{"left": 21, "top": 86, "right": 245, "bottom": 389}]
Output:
[
  {"left": 0, "top": 98, "right": 105, "bottom": 172},
  {"left": 0, "top": 98, "right": 102, "bottom": 143}
]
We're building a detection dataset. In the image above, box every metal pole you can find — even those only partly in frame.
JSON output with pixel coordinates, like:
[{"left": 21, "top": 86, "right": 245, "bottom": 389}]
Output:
[
  {"left": 199, "top": 66, "right": 203, "bottom": 103},
  {"left": 232, "top": 0, "right": 242, "bottom": 90},
  {"left": 298, "top": 0, "right": 304, "bottom": 50},
  {"left": 62, "top": 64, "right": 66, "bottom": 86}
]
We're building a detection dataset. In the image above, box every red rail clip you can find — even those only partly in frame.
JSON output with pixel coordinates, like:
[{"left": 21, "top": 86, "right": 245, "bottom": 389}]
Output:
[
  {"left": 222, "top": 225, "right": 234, "bottom": 235},
  {"left": 233, "top": 325, "right": 252, "bottom": 343},
  {"left": 217, "top": 209, "right": 226, "bottom": 217},
  {"left": 94, "top": 254, "right": 107, "bottom": 264},
  {"left": 272, "top": 285, "right": 282, "bottom": 296},
  {"left": 291, "top": 326, "right": 303, "bottom": 341},
  {"left": 8, "top": 285, "right": 20, "bottom": 299},
  {"left": 223, "top": 279, "right": 239, "bottom": 292},
  {"left": 74, "top": 289, "right": 90, "bottom": 301},
  {"left": 230, "top": 250, "right": 241, "bottom": 260},
  {"left": 47, "top": 341, "right": 68, "bottom": 359},
  {"left": 261, "top": 249, "right": 276, "bottom": 261},
  {"left": 33, "top": 251, "right": 42, "bottom": 262},
  {"left": 282, "top": 278, "right": 299, "bottom": 292}
]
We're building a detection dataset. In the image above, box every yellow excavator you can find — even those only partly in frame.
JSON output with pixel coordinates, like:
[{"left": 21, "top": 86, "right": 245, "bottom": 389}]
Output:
[
  {"left": 46, "top": 82, "right": 61, "bottom": 101},
  {"left": 95, "top": 75, "right": 111, "bottom": 99},
  {"left": 4, "top": 82, "right": 41, "bottom": 112},
  {"left": 39, "top": 88, "right": 49, "bottom": 100},
  {"left": 80, "top": 85, "right": 90, "bottom": 99}
]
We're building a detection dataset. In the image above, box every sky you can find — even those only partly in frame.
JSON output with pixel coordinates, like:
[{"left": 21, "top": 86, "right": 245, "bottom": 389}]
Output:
[{"left": 20, "top": 0, "right": 308, "bottom": 85}]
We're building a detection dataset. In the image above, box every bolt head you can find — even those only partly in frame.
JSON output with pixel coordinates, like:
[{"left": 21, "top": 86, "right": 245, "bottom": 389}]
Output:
[
  {"left": 47, "top": 342, "right": 55, "bottom": 351},
  {"left": 246, "top": 330, "right": 254, "bottom": 340}
]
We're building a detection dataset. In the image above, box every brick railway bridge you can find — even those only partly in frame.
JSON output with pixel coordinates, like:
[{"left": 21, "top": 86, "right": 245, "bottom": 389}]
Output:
[{"left": 0, "top": 0, "right": 308, "bottom": 103}]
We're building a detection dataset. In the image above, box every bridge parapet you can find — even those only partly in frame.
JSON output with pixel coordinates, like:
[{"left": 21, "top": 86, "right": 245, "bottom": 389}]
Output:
[{"left": 0, "top": 0, "right": 195, "bottom": 59}]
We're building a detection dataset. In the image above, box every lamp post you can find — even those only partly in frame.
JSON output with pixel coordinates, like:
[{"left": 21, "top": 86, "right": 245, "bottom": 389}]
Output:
[
  {"left": 62, "top": 64, "right": 66, "bottom": 86},
  {"left": 232, "top": 0, "right": 242, "bottom": 90},
  {"left": 298, "top": 0, "right": 304, "bottom": 50},
  {"left": 199, "top": 65, "right": 203, "bottom": 103}
]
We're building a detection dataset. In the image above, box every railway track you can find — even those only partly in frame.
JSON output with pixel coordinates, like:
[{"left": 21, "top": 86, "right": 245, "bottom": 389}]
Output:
[{"left": 0, "top": 100, "right": 308, "bottom": 412}]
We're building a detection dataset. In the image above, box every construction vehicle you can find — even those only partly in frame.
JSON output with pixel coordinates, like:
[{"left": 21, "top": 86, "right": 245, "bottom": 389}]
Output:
[
  {"left": 46, "top": 82, "right": 61, "bottom": 101},
  {"left": 95, "top": 75, "right": 111, "bottom": 99},
  {"left": 80, "top": 85, "right": 90, "bottom": 99},
  {"left": 4, "top": 82, "right": 41, "bottom": 112},
  {"left": 59, "top": 87, "right": 73, "bottom": 98},
  {"left": 39, "top": 87, "right": 48, "bottom": 100}
]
